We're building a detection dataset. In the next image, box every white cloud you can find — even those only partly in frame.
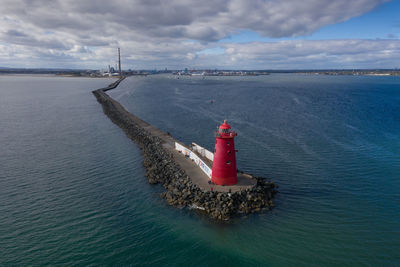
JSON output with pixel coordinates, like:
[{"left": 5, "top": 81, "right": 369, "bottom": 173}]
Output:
[
  {"left": 0, "top": 0, "right": 395, "bottom": 69},
  {"left": 215, "top": 40, "right": 400, "bottom": 69}
]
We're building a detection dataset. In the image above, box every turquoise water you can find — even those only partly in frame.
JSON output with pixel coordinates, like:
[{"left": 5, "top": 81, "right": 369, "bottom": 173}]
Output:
[{"left": 1, "top": 74, "right": 399, "bottom": 266}]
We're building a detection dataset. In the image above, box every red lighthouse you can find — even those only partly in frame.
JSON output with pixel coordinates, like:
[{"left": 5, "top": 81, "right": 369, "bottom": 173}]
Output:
[{"left": 211, "top": 120, "right": 237, "bottom": 185}]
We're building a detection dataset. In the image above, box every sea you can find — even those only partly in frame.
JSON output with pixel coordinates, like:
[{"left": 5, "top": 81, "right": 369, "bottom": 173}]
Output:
[{"left": 1, "top": 74, "right": 399, "bottom": 266}]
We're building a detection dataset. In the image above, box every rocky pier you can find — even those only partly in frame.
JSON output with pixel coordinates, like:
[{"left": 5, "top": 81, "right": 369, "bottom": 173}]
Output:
[{"left": 92, "top": 78, "right": 277, "bottom": 221}]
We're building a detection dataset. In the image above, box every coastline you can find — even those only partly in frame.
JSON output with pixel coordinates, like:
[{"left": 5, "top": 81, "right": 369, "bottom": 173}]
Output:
[{"left": 92, "top": 77, "right": 277, "bottom": 221}]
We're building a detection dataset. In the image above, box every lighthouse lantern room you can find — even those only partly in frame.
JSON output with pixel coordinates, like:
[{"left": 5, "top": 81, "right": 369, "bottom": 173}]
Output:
[{"left": 211, "top": 120, "right": 238, "bottom": 185}]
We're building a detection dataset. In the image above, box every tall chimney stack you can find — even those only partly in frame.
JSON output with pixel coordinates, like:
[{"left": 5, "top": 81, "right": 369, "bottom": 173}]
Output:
[{"left": 118, "top": 47, "right": 121, "bottom": 77}]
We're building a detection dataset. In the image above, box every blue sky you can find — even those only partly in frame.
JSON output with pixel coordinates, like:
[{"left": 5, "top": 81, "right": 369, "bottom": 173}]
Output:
[
  {"left": 0, "top": 0, "right": 399, "bottom": 69},
  {"left": 308, "top": 0, "right": 400, "bottom": 39},
  {"left": 221, "top": 0, "right": 400, "bottom": 42}
]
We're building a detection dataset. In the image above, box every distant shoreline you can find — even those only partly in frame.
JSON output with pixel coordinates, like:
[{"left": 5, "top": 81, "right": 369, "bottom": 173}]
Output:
[
  {"left": 0, "top": 73, "right": 116, "bottom": 78},
  {"left": 1, "top": 69, "right": 400, "bottom": 77}
]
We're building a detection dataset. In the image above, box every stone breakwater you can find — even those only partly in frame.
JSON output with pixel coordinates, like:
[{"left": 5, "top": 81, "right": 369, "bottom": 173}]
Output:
[{"left": 92, "top": 78, "right": 277, "bottom": 221}]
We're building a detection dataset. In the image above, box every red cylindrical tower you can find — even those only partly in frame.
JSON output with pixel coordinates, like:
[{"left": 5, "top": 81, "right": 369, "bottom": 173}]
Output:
[{"left": 211, "top": 120, "right": 237, "bottom": 185}]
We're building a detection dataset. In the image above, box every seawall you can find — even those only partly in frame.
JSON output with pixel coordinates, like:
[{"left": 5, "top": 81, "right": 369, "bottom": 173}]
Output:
[{"left": 92, "top": 78, "right": 277, "bottom": 221}]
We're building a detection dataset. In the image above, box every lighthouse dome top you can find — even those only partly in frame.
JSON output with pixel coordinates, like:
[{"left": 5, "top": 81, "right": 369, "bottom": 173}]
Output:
[
  {"left": 219, "top": 120, "right": 231, "bottom": 130},
  {"left": 217, "top": 120, "right": 237, "bottom": 138}
]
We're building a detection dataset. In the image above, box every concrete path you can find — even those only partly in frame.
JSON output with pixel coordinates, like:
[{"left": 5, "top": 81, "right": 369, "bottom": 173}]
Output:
[{"left": 97, "top": 78, "right": 256, "bottom": 193}]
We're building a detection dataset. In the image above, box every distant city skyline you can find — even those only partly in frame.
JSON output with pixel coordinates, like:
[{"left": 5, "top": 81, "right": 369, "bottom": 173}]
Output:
[{"left": 0, "top": 0, "right": 399, "bottom": 69}]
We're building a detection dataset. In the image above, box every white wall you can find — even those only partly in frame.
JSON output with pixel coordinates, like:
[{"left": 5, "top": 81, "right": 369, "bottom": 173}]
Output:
[
  {"left": 191, "top": 142, "right": 214, "bottom": 162},
  {"left": 175, "top": 142, "right": 212, "bottom": 178}
]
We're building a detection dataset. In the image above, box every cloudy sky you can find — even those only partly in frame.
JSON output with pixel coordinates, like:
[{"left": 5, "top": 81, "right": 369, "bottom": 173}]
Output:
[{"left": 1, "top": 0, "right": 399, "bottom": 69}]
